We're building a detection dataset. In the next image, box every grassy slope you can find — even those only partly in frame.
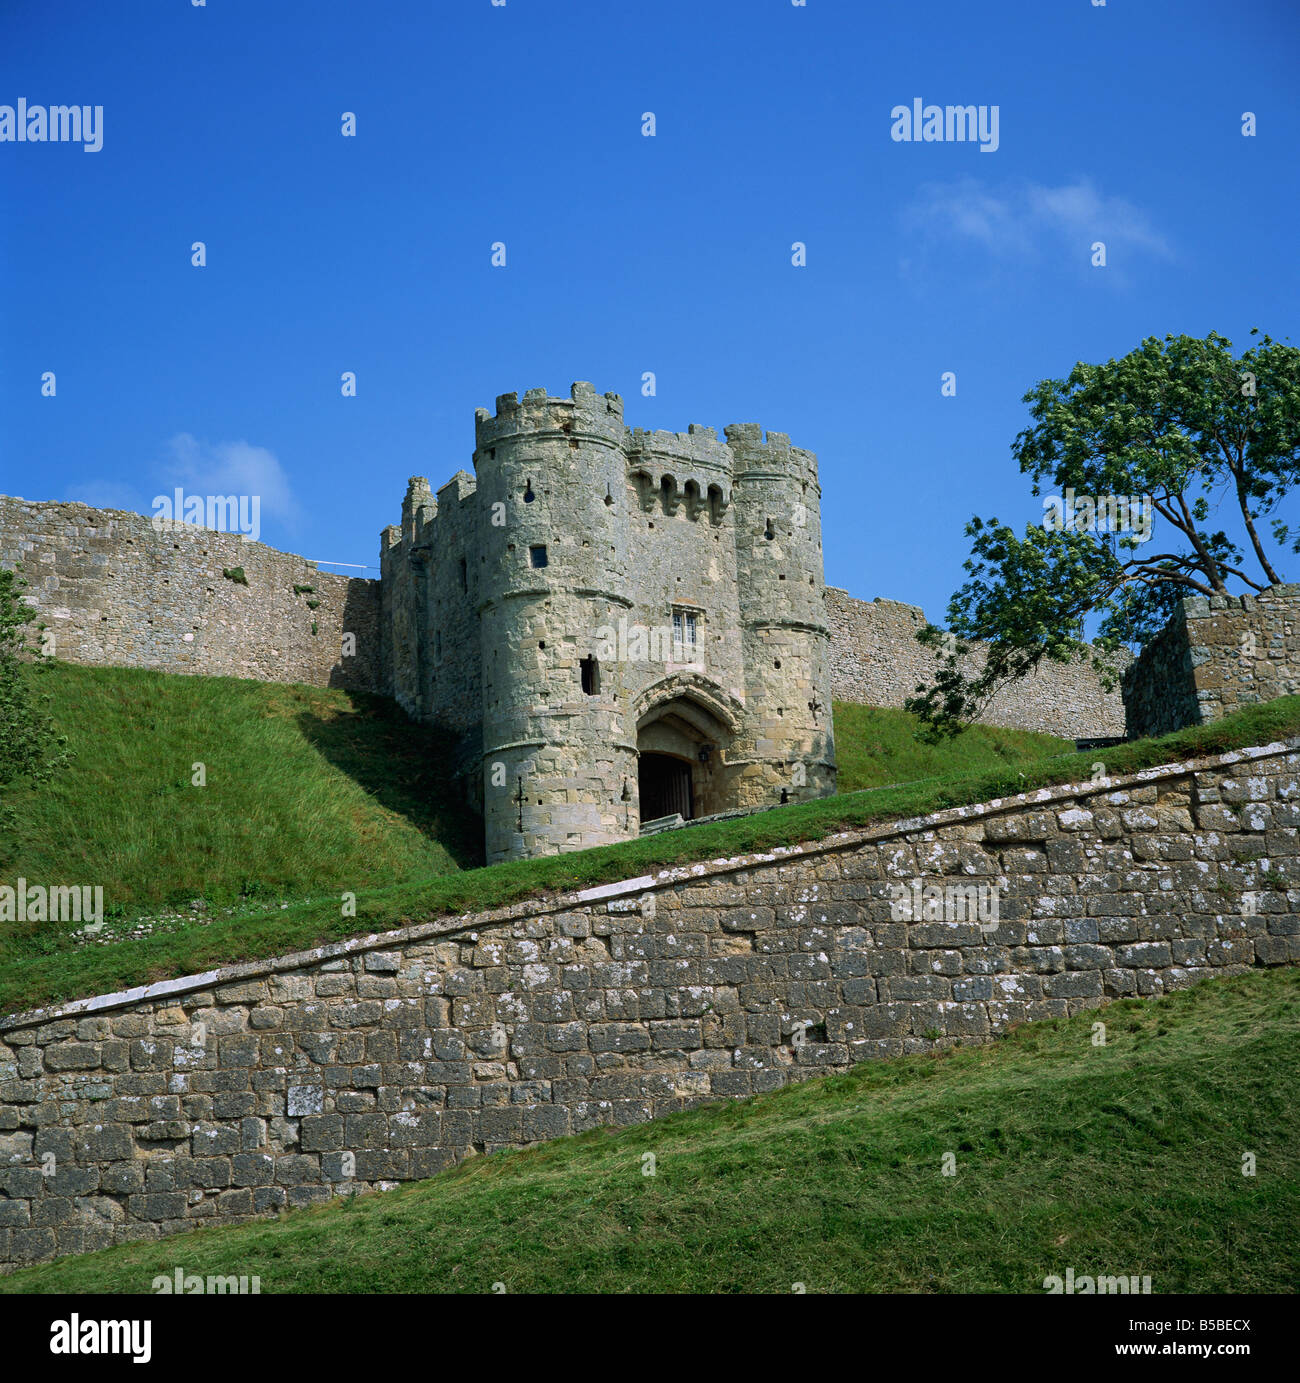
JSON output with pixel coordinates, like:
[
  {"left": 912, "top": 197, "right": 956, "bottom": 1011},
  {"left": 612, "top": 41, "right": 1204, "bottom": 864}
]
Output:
[
  {"left": 5, "top": 666, "right": 1069, "bottom": 908},
  {"left": 5, "top": 662, "right": 482, "bottom": 908},
  {"left": 0, "top": 664, "right": 1078, "bottom": 1013},
  {"left": 4, "top": 969, "right": 1296, "bottom": 1294},
  {"left": 831, "top": 700, "right": 1070, "bottom": 790}
]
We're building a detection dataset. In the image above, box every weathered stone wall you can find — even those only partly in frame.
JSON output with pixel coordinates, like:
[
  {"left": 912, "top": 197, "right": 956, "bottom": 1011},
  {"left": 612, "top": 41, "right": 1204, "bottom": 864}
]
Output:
[
  {"left": 3, "top": 738, "right": 1296, "bottom": 1272},
  {"left": 1125, "top": 585, "right": 1300, "bottom": 740},
  {"left": 825, "top": 587, "right": 1129, "bottom": 739},
  {"left": 0, "top": 496, "right": 382, "bottom": 693}
]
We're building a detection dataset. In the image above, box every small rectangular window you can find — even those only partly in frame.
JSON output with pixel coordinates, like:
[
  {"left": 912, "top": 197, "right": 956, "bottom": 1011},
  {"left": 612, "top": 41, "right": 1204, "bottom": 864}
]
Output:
[
  {"left": 529, "top": 545, "right": 548, "bottom": 569},
  {"left": 580, "top": 656, "right": 599, "bottom": 695}
]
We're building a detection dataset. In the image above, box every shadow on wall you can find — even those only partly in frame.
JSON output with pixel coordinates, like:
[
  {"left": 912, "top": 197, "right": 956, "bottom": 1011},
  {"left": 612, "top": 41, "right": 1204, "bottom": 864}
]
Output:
[
  {"left": 1122, "top": 619, "right": 1197, "bottom": 741},
  {"left": 326, "top": 578, "right": 385, "bottom": 694},
  {"left": 294, "top": 697, "right": 485, "bottom": 871}
]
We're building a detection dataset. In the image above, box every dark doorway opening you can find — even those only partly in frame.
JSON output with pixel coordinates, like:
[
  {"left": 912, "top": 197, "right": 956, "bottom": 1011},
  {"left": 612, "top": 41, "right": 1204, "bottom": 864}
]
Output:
[{"left": 639, "top": 753, "right": 693, "bottom": 822}]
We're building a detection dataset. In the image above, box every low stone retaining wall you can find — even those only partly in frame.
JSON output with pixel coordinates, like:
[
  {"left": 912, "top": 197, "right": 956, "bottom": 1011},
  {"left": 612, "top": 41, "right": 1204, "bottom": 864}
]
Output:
[{"left": 3, "top": 740, "right": 1298, "bottom": 1272}]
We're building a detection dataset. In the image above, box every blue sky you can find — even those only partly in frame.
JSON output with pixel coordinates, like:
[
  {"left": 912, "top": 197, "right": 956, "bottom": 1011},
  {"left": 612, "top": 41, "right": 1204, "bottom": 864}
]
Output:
[{"left": 2, "top": 0, "right": 1297, "bottom": 621}]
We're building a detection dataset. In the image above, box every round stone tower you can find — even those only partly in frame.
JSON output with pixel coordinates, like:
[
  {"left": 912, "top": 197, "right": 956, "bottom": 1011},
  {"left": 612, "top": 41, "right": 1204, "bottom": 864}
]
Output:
[
  {"left": 473, "top": 382, "right": 640, "bottom": 862},
  {"left": 725, "top": 424, "right": 837, "bottom": 805}
]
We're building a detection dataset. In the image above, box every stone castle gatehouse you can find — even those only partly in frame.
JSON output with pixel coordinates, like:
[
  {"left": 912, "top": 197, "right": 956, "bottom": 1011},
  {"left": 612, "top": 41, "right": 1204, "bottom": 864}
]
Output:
[{"left": 380, "top": 383, "right": 838, "bottom": 862}]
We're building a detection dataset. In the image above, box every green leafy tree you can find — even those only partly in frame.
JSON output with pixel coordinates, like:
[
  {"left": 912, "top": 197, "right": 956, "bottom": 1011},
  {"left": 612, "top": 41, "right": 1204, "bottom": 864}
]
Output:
[
  {"left": 0, "top": 565, "right": 71, "bottom": 850},
  {"left": 907, "top": 330, "right": 1300, "bottom": 735}
]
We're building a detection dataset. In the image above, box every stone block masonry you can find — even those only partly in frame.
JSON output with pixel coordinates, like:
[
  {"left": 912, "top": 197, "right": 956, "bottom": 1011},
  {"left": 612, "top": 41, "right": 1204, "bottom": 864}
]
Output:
[
  {"left": 3, "top": 458, "right": 1294, "bottom": 874},
  {"left": 1125, "top": 585, "right": 1300, "bottom": 740},
  {"left": 2, "top": 737, "right": 1297, "bottom": 1272},
  {"left": 0, "top": 495, "right": 381, "bottom": 692}
]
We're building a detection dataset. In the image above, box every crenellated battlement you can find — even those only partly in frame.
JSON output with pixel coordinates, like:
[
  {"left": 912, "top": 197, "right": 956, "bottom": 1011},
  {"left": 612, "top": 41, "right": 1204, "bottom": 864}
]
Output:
[
  {"left": 402, "top": 475, "right": 434, "bottom": 517},
  {"left": 724, "top": 423, "right": 820, "bottom": 487},
  {"left": 466, "top": 384, "right": 817, "bottom": 500},
  {"left": 625, "top": 422, "right": 734, "bottom": 519},
  {"left": 392, "top": 386, "right": 823, "bottom": 550},
  {"left": 436, "top": 470, "right": 476, "bottom": 505},
  {"left": 627, "top": 424, "right": 732, "bottom": 468},
  {"left": 473, "top": 381, "right": 626, "bottom": 456}
]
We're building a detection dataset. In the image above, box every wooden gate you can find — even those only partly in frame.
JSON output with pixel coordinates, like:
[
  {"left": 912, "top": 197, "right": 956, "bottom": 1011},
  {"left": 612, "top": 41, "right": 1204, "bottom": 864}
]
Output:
[{"left": 639, "top": 752, "right": 693, "bottom": 822}]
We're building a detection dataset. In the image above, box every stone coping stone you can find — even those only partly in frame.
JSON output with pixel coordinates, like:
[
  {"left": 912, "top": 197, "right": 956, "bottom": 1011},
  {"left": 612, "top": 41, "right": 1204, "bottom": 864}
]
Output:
[{"left": 1, "top": 737, "right": 1292, "bottom": 1034}]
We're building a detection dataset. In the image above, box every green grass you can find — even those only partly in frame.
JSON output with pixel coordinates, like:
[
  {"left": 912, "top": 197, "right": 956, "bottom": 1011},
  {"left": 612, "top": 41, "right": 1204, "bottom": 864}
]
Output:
[
  {"left": 2, "top": 663, "right": 1298, "bottom": 1018},
  {"left": 4, "top": 968, "right": 1296, "bottom": 1294},
  {"left": 832, "top": 701, "right": 1071, "bottom": 791},
  {"left": 7, "top": 668, "right": 1059, "bottom": 918},
  {"left": 5, "top": 662, "right": 482, "bottom": 912}
]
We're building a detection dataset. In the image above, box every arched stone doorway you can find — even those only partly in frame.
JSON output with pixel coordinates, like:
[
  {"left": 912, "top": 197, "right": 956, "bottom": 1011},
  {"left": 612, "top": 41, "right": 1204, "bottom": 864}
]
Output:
[{"left": 634, "top": 677, "right": 741, "bottom": 824}]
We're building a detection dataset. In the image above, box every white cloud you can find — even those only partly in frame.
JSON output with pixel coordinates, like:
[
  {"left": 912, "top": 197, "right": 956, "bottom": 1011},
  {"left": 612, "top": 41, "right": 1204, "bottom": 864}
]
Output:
[
  {"left": 161, "top": 435, "right": 300, "bottom": 531},
  {"left": 903, "top": 176, "right": 1171, "bottom": 261}
]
